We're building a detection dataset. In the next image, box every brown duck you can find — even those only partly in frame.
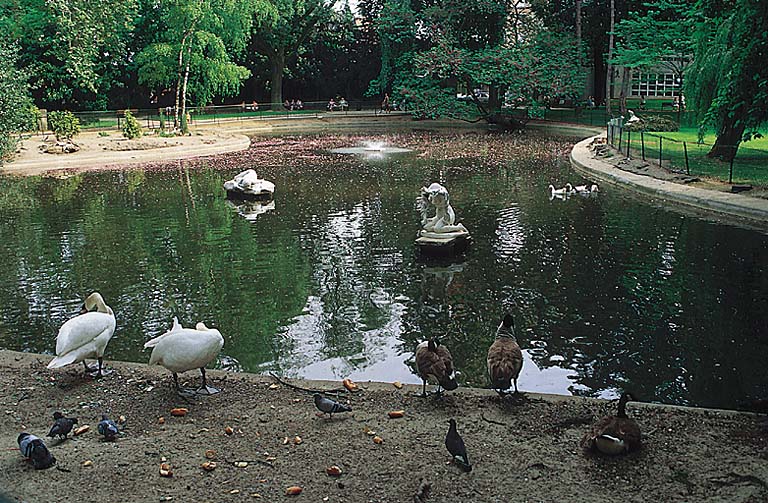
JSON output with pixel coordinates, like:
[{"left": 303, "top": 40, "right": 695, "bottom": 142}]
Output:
[
  {"left": 580, "top": 392, "right": 641, "bottom": 455},
  {"left": 487, "top": 314, "right": 523, "bottom": 395},
  {"left": 415, "top": 340, "right": 458, "bottom": 397}
]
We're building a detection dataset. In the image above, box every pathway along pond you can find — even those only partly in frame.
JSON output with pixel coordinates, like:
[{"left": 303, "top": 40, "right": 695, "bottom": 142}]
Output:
[{"left": 0, "top": 130, "right": 766, "bottom": 410}]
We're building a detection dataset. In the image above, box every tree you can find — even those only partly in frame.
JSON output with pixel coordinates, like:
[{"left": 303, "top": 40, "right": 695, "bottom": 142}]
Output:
[
  {"left": 0, "top": 41, "right": 35, "bottom": 162},
  {"left": 611, "top": 0, "right": 694, "bottom": 116},
  {"left": 249, "top": 0, "right": 332, "bottom": 106},
  {"left": 0, "top": 0, "right": 139, "bottom": 109},
  {"left": 137, "top": 0, "right": 272, "bottom": 130},
  {"left": 686, "top": 0, "right": 768, "bottom": 160}
]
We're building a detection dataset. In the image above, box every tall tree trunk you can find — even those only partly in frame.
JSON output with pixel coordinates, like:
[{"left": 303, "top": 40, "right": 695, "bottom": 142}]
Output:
[
  {"left": 174, "top": 30, "right": 194, "bottom": 130},
  {"left": 489, "top": 85, "right": 500, "bottom": 113},
  {"left": 605, "top": 0, "right": 615, "bottom": 115},
  {"left": 576, "top": 0, "right": 582, "bottom": 42},
  {"left": 618, "top": 67, "right": 631, "bottom": 116},
  {"left": 181, "top": 44, "right": 191, "bottom": 133},
  {"left": 708, "top": 116, "right": 746, "bottom": 161},
  {"left": 269, "top": 47, "right": 286, "bottom": 107}
]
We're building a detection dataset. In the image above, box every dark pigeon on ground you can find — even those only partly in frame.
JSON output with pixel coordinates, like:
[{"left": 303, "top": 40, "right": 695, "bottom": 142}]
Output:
[
  {"left": 98, "top": 413, "right": 119, "bottom": 441},
  {"left": 445, "top": 418, "right": 472, "bottom": 472},
  {"left": 314, "top": 393, "right": 352, "bottom": 418},
  {"left": 47, "top": 411, "right": 78, "bottom": 440},
  {"left": 17, "top": 433, "right": 56, "bottom": 470}
]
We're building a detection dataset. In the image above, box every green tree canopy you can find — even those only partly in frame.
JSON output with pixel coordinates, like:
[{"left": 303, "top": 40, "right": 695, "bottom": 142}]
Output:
[
  {"left": 0, "top": 41, "right": 35, "bottom": 162},
  {"left": 686, "top": 0, "right": 768, "bottom": 160}
]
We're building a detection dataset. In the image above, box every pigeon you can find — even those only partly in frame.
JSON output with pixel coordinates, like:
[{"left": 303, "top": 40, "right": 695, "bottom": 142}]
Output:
[
  {"left": 445, "top": 419, "right": 471, "bottom": 472},
  {"left": 580, "top": 392, "right": 641, "bottom": 455},
  {"left": 313, "top": 393, "right": 352, "bottom": 418},
  {"left": 487, "top": 314, "right": 524, "bottom": 395},
  {"left": 98, "top": 413, "right": 119, "bottom": 441},
  {"left": 17, "top": 433, "right": 56, "bottom": 470},
  {"left": 47, "top": 411, "right": 78, "bottom": 440},
  {"left": 415, "top": 340, "right": 459, "bottom": 397}
]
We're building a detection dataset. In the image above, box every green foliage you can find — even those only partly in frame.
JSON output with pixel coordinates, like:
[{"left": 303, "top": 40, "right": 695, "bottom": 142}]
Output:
[
  {"left": 122, "top": 110, "right": 142, "bottom": 139},
  {"left": 0, "top": 41, "right": 36, "bottom": 161},
  {"left": 0, "top": 0, "right": 139, "bottom": 109},
  {"left": 624, "top": 114, "right": 678, "bottom": 132},
  {"left": 48, "top": 110, "right": 81, "bottom": 141},
  {"left": 686, "top": 0, "right": 768, "bottom": 157}
]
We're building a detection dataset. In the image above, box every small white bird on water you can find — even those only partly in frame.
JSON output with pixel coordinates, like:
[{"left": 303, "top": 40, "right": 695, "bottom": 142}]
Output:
[
  {"left": 144, "top": 317, "right": 224, "bottom": 397},
  {"left": 47, "top": 292, "right": 116, "bottom": 378}
]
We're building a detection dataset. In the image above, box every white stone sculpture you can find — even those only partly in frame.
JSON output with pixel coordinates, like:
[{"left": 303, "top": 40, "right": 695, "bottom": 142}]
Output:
[
  {"left": 417, "top": 183, "right": 470, "bottom": 240},
  {"left": 223, "top": 169, "right": 275, "bottom": 199}
]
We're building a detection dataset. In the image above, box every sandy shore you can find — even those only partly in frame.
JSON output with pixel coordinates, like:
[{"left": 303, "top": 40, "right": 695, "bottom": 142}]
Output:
[{"left": 1, "top": 350, "right": 766, "bottom": 502}]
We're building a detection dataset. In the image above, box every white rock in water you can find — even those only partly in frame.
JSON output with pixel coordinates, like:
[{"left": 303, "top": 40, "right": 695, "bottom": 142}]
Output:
[{"left": 224, "top": 169, "right": 275, "bottom": 197}]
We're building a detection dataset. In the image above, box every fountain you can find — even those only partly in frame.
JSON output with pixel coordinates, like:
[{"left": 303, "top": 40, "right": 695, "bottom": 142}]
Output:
[
  {"left": 330, "top": 140, "right": 411, "bottom": 156},
  {"left": 415, "top": 182, "right": 471, "bottom": 256},
  {"left": 223, "top": 169, "right": 275, "bottom": 199}
]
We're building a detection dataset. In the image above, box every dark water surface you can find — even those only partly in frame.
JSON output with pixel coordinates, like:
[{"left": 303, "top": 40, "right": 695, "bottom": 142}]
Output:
[{"left": 1, "top": 130, "right": 766, "bottom": 409}]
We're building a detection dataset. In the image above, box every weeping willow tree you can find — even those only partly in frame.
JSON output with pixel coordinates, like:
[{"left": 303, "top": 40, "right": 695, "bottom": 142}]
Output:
[{"left": 686, "top": 0, "right": 768, "bottom": 160}]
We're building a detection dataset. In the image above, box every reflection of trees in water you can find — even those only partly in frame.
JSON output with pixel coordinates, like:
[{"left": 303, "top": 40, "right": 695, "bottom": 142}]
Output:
[{"left": 0, "top": 133, "right": 767, "bottom": 408}]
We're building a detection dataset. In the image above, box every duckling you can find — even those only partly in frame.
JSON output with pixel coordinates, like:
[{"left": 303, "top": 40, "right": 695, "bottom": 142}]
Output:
[
  {"left": 580, "top": 392, "right": 641, "bottom": 455},
  {"left": 415, "top": 340, "right": 458, "bottom": 397},
  {"left": 487, "top": 314, "right": 523, "bottom": 395}
]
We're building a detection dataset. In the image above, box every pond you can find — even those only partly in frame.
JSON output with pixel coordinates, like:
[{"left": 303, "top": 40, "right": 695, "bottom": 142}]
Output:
[{"left": 0, "top": 129, "right": 766, "bottom": 410}]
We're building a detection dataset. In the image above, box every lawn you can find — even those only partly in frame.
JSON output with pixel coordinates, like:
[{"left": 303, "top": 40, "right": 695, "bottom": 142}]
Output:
[{"left": 616, "top": 126, "right": 768, "bottom": 185}]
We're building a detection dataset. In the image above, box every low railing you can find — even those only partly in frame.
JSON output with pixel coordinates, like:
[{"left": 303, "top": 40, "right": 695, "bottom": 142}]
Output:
[{"left": 607, "top": 122, "right": 767, "bottom": 185}]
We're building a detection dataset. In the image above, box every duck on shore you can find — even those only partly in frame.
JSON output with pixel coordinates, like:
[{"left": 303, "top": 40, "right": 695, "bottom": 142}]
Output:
[
  {"left": 580, "top": 391, "right": 641, "bottom": 455},
  {"left": 487, "top": 314, "right": 523, "bottom": 395},
  {"left": 415, "top": 340, "right": 459, "bottom": 397}
]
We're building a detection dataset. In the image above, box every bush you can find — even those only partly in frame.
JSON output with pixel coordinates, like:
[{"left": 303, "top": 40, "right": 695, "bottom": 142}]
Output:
[
  {"left": 48, "top": 111, "right": 81, "bottom": 141},
  {"left": 122, "top": 110, "right": 142, "bottom": 139},
  {"left": 625, "top": 114, "right": 679, "bottom": 132}
]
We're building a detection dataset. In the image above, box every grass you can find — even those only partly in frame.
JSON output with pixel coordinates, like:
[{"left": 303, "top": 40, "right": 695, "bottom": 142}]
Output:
[{"left": 617, "top": 126, "right": 768, "bottom": 185}]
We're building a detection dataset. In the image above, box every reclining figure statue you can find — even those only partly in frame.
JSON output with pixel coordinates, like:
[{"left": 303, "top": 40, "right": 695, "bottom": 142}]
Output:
[{"left": 417, "top": 183, "right": 469, "bottom": 239}]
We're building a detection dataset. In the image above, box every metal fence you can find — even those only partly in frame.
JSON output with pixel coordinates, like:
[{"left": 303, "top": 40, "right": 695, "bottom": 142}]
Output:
[
  {"left": 64, "top": 100, "right": 392, "bottom": 131},
  {"left": 607, "top": 121, "right": 767, "bottom": 185}
]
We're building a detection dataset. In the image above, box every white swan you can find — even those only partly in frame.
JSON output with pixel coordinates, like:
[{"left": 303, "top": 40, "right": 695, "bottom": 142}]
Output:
[
  {"left": 144, "top": 317, "right": 224, "bottom": 397},
  {"left": 548, "top": 183, "right": 572, "bottom": 200},
  {"left": 47, "top": 292, "right": 116, "bottom": 377}
]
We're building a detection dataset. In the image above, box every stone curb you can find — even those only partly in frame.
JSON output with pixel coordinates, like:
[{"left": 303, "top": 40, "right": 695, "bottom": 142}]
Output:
[{"left": 570, "top": 134, "right": 768, "bottom": 232}]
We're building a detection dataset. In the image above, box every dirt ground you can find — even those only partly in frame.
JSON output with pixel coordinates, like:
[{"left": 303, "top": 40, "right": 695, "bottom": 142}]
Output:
[{"left": 1, "top": 351, "right": 766, "bottom": 503}]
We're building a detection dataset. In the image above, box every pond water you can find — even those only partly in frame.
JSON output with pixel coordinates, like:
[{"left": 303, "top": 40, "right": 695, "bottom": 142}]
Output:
[{"left": 1, "top": 129, "right": 766, "bottom": 410}]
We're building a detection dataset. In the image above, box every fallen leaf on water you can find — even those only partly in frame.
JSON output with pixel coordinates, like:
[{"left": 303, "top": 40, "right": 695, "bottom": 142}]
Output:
[
  {"left": 326, "top": 465, "right": 342, "bottom": 477},
  {"left": 285, "top": 486, "right": 302, "bottom": 496}
]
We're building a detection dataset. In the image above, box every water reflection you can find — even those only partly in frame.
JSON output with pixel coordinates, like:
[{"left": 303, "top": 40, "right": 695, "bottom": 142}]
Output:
[
  {"left": 226, "top": 198, "right": 275, "bottom": 221},
  {"left": 0, "top": 132, "right": 766, "bottom": 409}
]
